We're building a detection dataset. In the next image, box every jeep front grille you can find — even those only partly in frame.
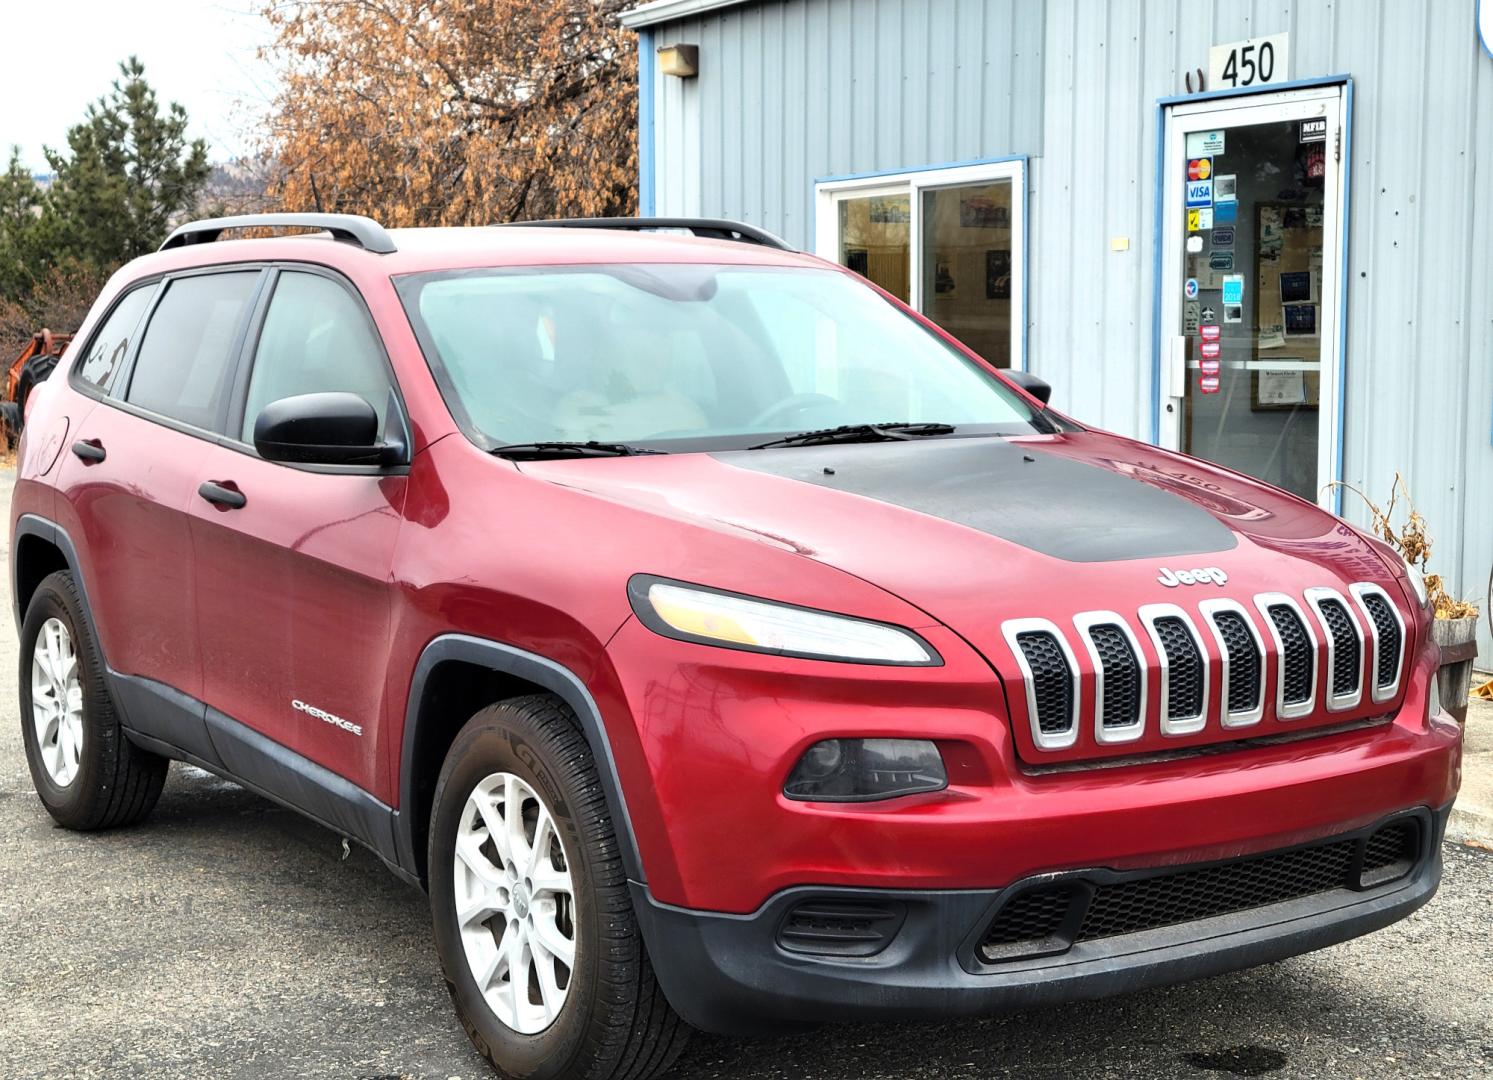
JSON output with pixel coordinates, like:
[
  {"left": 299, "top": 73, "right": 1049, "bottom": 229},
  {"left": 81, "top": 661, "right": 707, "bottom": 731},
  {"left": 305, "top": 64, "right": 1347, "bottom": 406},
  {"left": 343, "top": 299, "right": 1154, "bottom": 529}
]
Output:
[
  {"left": 1138, "top": 606, "right": 1209, "bottom": 735},
  {"left": 1003, "top": 620, "right": 1079, "bottom": 748},
  {"left": 1261, "top": 597, "right": 1317, "bottom": 718},
  {"left": 1351, "top": 584, "right": 1406, "bottom": 702},
  {"left": 1205, "top": 604, "right": 1263, "bottom": 724},
  {"left": 1003, "top": 582, "right": 1406, "bottom": 752}
]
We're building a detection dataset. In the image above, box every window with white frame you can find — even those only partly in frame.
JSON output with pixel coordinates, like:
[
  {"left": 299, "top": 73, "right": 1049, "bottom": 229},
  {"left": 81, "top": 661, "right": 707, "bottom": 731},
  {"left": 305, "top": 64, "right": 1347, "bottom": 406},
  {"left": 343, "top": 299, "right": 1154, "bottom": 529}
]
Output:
[{"left": 814, "top": 159, "right": 1026, "bottom": 370}]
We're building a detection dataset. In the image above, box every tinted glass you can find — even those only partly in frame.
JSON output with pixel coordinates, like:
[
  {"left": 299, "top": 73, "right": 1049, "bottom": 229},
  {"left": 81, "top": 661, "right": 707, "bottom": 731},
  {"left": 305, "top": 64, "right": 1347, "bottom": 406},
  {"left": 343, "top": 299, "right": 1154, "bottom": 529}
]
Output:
[
  {"left": 75, "top": 284, "right": 158, "bottom": 393},
  {"left": 241, "top": 272, "right": 391, "bottom": 442},
  {"left": 397, "top": 265, "right": 1042, "bottom": 450},
  {"left": 127, "top": 272, "right": 260, "bottom": 431}
]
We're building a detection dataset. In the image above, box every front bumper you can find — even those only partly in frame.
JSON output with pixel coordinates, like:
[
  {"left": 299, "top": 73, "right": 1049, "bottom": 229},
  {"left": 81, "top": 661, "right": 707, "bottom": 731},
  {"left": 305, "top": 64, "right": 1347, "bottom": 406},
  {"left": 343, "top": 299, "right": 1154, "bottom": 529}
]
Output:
[{"left": 634, "top": 804, "right": 1450, "bottom": 1035}]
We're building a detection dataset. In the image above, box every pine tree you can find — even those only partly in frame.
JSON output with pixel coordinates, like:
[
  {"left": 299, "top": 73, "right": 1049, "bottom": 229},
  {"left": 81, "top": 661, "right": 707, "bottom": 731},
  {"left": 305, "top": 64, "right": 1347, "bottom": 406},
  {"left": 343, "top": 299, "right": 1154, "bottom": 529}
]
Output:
[
  {"left": 0, "top": 150, "right": 45, "bottom": 300},
  {"left": 43, "top": 56, "right": 210, "bottom": 268}
]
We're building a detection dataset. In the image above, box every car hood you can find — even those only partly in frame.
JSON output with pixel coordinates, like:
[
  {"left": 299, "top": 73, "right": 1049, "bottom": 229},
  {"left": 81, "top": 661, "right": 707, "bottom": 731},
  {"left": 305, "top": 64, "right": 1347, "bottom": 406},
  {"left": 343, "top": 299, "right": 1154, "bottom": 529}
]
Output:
[{"left": 517, "top": 429, "right": 1401, "bottom": 634}]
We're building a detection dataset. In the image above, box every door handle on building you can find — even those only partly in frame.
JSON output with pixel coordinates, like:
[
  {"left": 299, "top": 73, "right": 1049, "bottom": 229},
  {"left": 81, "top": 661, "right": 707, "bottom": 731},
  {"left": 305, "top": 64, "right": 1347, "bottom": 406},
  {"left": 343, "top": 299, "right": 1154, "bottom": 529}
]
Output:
[{"left": 1167, "top": 336, "right": 1188, "bottom": 398}]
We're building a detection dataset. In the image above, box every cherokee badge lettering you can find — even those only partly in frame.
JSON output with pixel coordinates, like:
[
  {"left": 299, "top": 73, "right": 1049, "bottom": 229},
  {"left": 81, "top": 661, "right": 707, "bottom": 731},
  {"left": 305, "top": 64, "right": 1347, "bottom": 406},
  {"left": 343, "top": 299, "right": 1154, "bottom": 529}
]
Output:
[{"left": 292, "top": 698, "right": 363, "bottom": 736}]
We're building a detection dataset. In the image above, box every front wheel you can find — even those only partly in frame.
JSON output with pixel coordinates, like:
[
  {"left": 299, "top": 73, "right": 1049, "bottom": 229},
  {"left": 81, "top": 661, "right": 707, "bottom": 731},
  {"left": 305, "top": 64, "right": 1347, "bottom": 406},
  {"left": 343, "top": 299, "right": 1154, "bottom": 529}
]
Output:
[{"left": 428, "top": 696, "right": 689, "bottom": 1079}]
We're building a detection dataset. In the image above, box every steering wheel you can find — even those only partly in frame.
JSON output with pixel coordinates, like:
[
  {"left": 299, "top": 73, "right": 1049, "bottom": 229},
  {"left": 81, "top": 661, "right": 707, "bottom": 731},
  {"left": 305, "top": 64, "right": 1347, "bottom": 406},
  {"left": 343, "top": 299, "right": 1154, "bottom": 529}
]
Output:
[{"left": 749, "top": 393, "right": 839, "bottom": 429}]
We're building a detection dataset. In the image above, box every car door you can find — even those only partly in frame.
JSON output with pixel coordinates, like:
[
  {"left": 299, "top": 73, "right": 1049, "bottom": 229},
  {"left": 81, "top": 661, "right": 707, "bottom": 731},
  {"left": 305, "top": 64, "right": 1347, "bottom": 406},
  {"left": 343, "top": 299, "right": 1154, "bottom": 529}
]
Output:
[
  {"left": 189, "top": 267, "right": 409, "bottom": 799},
  {"left": 55, "top": 269, "right": 265, "bottom": 763}
]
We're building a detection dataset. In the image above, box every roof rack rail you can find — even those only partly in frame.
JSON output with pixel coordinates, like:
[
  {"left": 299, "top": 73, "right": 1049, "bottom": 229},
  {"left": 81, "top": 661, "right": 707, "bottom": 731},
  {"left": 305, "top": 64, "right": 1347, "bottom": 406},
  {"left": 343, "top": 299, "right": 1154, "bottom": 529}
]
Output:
[
  {"left": 497, "top": 216, "right": 795, "bottom": 251},
  {"left": 159, "top": 213, "right": 397, "bottom": 254}
]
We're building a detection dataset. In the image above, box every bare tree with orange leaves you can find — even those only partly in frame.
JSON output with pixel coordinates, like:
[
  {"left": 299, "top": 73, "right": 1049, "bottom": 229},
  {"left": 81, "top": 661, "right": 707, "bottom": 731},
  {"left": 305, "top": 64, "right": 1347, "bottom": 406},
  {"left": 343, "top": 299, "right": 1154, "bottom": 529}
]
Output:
[{"left": 261, "top": 0, "right": 638, "bottom": 225}]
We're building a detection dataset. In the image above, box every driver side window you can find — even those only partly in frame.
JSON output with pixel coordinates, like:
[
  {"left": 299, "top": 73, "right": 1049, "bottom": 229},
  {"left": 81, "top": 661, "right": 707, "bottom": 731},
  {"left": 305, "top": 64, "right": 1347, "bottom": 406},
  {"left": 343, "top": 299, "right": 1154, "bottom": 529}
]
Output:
[{"left": 241, "top": 272, "right": 392, "bottom": 443}]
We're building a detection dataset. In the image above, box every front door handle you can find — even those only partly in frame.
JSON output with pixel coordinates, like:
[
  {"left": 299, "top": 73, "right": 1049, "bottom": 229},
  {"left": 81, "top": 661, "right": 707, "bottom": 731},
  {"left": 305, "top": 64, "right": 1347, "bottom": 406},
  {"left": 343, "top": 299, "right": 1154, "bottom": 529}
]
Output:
[
  {"left": 71, "top": 439, "right": 106, "bottom": 464},
  {"left": 198, "top": 480, "right": 246, "bottom": 510}
]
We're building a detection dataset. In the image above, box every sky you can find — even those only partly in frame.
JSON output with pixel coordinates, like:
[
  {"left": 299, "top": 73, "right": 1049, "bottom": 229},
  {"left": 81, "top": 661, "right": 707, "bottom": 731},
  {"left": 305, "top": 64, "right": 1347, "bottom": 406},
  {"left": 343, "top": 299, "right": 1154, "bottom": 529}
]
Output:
[{"left": 0, "top": 0, "right": 278, "bottom": 173}]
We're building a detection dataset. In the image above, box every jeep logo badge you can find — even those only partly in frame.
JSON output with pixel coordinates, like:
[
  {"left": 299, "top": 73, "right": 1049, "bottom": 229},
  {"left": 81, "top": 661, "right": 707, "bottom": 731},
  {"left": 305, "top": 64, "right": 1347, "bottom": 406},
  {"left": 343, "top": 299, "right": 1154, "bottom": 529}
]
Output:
[{"left": 1157, "top": 566, "right": 1228, "bottom": 588}]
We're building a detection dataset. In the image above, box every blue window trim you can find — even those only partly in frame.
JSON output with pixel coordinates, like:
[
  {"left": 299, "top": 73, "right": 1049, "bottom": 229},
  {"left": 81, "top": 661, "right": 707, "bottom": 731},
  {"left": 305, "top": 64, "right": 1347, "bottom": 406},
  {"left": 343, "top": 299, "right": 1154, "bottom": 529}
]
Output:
[
  {"left": 812, "top": 154, "right": 1031, "bottom": 372},
  {"left": 638, "top": 29, "right": 657, "bottom": 217},
  {"left": 1149, "top": 75, "right": 1353, "bottom": 512}
]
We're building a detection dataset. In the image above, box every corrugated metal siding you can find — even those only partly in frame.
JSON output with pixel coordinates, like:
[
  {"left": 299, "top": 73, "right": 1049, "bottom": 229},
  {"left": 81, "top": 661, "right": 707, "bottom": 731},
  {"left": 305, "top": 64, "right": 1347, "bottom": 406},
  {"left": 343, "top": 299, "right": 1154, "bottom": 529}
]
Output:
[
  {"left": 649, "top": 0, "right": 1493, "bottom": 660},
  {"left": 651, "top": 0, "right": 1046, "bottom": 240}
]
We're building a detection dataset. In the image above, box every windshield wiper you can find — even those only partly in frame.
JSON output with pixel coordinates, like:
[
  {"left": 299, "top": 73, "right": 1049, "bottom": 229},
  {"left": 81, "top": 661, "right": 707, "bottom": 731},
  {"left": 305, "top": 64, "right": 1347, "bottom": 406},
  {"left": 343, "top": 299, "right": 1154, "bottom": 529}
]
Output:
[
  {"left": 748, "top": 422, "right": 956, "bottom": 450},
  {"left": 492, "top": 441, "right": 667, "bottom": 461}
]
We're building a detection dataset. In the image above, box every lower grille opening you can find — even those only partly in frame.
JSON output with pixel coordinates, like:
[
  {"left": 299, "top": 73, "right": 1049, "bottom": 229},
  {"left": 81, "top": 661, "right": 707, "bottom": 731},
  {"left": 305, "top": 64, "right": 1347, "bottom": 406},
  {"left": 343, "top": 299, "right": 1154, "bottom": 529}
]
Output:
[
  {"left": 1360, "top": 819, "right": 1418, "bottom": 888},
  {"left": 777, "top": 900, "right": 907, "bottom": 958},
  {"left": 976, "top": 816, "right": 1424, "bottom": 963},
  {"left": 977, "top": 885, "right": 1082, "bottom": 962}
]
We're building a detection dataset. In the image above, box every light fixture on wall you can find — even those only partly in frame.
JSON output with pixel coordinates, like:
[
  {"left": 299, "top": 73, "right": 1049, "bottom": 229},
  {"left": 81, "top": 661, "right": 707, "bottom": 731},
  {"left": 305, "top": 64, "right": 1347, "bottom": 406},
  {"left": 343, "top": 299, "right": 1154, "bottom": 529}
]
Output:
[{"left": 657, "top": 44, "right": 699, "bottom": 78}]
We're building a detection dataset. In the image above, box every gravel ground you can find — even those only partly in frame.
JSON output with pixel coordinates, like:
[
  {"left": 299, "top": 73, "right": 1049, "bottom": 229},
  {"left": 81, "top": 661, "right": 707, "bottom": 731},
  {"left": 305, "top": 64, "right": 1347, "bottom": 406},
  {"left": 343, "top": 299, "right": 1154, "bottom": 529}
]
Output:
[{"left": 0, "top": 473, "right": 1489, "bottom": 1080}]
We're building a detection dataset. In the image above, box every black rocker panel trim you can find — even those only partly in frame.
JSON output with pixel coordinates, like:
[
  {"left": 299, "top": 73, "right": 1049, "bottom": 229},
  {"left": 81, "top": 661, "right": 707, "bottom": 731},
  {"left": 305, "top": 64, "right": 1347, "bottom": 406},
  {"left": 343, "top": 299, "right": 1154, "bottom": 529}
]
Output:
[{"left": 112, "top": 672, "right": 406, "bottom": 878}]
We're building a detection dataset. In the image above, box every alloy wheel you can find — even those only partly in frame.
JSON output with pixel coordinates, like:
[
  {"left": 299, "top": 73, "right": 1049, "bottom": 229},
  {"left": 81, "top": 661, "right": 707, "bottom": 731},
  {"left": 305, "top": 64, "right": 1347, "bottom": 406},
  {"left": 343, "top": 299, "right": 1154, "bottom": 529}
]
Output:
[
  {"left": 31, "top": 616, "right": 84, "bottom": 787},
  {"left": 452, "top": 771, "right": 578, "bottom": 1034}
]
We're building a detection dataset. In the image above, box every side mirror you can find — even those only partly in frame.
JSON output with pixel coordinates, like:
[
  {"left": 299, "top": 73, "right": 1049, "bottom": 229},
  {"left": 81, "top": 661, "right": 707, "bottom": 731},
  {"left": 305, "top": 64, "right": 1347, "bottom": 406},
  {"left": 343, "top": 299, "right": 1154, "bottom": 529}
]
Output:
[
  {"left": 1004, "top": 369, "right": 1051, "bottom": 405},
  {"left": 253, "top": 392, "right": 402, "bottom": 466}
]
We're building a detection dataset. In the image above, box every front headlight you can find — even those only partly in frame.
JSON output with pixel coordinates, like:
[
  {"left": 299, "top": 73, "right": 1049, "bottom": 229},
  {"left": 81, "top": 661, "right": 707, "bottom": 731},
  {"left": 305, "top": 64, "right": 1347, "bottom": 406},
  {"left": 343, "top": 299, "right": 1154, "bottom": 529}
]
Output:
[{"left": 628, "top": 576, "right": 941, "bottom": 665}]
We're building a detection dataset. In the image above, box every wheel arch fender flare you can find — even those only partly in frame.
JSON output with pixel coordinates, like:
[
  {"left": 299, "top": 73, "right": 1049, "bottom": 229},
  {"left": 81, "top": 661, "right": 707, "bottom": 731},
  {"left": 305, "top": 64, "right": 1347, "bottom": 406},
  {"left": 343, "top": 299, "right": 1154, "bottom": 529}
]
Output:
[
  {"left": 396, "top": 634, "right": 647, "bottom": 887},
  {"left": 12, "top": 515, "right": 96, "bottom": 643}
]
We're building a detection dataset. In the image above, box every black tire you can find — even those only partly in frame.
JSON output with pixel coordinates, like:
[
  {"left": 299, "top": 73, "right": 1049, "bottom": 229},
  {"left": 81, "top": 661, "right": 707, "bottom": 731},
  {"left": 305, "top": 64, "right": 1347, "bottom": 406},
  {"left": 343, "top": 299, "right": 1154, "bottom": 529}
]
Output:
[
  {"left": 18, "top": 570, "right": 168, "bottom": 829},
  {"left": 428, "top": 695, "right": 690, "bottom": 1080},
  {"left": 15, "top": 351, "right": 59, "bottom": 424}
]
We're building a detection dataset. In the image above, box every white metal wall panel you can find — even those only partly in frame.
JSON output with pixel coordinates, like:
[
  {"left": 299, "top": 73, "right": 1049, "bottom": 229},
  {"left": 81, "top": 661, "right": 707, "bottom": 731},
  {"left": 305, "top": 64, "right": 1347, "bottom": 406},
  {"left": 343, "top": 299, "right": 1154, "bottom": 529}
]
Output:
[{"left": 646, "top": 0, "right": 1493, "bottom": 657}]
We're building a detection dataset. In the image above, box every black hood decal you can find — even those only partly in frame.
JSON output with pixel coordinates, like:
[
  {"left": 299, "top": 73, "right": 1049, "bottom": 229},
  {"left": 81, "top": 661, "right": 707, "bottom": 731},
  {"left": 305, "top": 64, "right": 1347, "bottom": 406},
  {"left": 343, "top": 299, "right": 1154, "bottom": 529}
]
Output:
[{"left": 715, "top": 438, "right": 1239, "bottom": 563}]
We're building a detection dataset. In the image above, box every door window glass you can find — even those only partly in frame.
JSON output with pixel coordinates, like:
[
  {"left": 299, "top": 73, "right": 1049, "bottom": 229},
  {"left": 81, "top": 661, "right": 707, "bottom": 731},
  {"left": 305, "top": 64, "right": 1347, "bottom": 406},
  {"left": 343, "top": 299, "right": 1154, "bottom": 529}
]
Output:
[
  {"left": 75, "top": 284, "right": 158, "bottom": 394},
  {"left": 126, "top": 272, "right": 260, "bottom": 431},
  {"left": 1178, "top": 118, "right": 1326, "bottom": 500},
  {"left": 240, "top": 272, "right": 392, "bottom": 442},
  {"left": 837, "top": 193, "right": 910, "bottom": 302},
  {"left": 921, "top": 180, "right": 1014, "bottom": 368}
]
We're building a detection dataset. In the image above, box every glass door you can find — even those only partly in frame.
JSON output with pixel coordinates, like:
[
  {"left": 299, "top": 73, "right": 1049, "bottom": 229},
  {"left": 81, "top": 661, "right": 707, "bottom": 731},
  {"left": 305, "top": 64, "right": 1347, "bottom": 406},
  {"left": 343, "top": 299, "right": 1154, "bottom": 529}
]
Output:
[
  {"left": 1159, "top": 87, "right": 1346, "bottom": 503},
  {"left": 815, "top": 160, "right": 1025, "bottom": 369}
]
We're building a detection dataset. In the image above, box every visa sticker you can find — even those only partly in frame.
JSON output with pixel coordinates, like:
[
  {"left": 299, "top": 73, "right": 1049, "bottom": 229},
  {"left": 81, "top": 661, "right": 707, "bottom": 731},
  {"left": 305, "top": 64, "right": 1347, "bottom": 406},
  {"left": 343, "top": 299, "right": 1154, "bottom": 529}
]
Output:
[{"left": 1186, "top": 180, "right": 1214, "bottom": 208}]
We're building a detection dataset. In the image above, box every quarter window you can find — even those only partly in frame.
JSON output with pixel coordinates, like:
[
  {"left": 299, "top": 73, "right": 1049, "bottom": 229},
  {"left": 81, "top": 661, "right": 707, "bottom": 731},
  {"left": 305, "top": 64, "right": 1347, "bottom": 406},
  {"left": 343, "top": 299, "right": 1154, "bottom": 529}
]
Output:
[
  {"left": 75, "top": 284, "right": 158, "bottom": 394},
  {"left": 240, "top": 272, "right": 392, "bottom": 443},
  {"left": 126, "top": 272, "right": 261, "bottom": 431}
]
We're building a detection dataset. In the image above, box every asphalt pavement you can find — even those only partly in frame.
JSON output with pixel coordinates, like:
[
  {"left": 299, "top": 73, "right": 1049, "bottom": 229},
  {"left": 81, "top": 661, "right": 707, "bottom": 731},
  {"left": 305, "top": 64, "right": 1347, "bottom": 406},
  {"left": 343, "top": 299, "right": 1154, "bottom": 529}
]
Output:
[{"left": 1, "top": 470, "right": 1489, "bottom": 1080}]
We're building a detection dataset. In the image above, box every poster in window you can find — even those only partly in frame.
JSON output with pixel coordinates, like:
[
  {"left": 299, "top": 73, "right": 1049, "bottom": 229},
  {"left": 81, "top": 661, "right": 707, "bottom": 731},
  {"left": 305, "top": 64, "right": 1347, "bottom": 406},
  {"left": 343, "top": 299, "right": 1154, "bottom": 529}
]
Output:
[
  {"left": 985, "top": 250, "right": 1012, "bottom": 300},
  {"left": 961, "top": 196, "right": 1009, "bottom": 229},
  {"left": 934, "top": 254, "right": 957, "bottom": 299},
  {"left": 1283, "top": 303, "right": 1317, "bottom": 337}
]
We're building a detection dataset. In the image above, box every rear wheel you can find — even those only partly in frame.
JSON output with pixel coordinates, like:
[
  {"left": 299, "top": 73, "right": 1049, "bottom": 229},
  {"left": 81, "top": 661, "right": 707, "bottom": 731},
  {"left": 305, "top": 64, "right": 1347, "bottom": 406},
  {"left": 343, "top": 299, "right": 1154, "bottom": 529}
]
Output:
[
  {"left": 428, "top": 696, "right": 689, "bottom": 1079},
  {"left": 19, "top": 571, "right": 168, "bottom": 829}
]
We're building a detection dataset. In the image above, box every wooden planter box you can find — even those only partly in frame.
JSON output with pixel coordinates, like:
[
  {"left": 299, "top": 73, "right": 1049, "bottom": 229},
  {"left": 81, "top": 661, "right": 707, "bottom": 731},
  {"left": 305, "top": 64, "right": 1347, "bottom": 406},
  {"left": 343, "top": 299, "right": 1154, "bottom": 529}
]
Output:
[{"left": 1432, "top": 615, "right": 1480, "bottom": 724}]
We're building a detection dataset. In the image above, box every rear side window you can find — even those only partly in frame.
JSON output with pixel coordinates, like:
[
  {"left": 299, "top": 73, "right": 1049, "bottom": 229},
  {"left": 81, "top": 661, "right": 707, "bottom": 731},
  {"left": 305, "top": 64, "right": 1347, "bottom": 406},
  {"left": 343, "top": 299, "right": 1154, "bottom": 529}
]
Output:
[
  {"left": 240, "top": 271, "right": 392, "bottom": 442},
  {"left": 75, "top": 284, "right": 158, "bottom": 394},
  {"left": 126, "top": 272, "right": 260, "bottom": 431}
]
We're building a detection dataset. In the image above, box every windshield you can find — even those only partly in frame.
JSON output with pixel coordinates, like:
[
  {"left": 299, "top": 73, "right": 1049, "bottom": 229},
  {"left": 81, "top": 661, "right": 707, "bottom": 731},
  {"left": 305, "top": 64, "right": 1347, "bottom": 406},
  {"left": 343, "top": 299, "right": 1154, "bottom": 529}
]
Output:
[{"left": 396, "top": 263, "right": 1050, "bottom": 451}]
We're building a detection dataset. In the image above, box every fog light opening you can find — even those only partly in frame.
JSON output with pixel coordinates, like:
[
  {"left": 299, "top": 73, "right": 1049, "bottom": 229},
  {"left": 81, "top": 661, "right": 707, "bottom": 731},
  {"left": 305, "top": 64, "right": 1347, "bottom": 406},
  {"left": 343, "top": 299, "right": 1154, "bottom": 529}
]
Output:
[{"left": 784, "top": 738, "right": 947, "bottom": 802}]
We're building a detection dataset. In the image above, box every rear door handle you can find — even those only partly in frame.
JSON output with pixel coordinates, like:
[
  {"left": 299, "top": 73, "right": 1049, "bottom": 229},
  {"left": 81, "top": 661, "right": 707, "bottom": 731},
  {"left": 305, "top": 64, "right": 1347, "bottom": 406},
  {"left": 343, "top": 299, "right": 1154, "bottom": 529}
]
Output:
[
  {"left": 71, "top": 439, "right": 106, "bottom": 464},
  {"left": 198, "top": 480, "right": 246, "bottom": 510}
]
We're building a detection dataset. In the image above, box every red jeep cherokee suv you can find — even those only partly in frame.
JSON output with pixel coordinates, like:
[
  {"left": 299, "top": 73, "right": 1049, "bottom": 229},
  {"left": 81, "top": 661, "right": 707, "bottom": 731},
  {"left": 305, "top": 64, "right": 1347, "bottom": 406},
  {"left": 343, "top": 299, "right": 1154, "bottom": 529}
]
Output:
[{"left": 11, "top": 213, "right": 1461, "bottom": 1079}]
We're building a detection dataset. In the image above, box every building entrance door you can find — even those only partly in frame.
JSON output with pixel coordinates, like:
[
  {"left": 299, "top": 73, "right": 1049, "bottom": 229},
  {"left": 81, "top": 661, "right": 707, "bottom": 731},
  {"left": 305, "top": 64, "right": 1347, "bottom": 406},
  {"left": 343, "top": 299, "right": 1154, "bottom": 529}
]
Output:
[{"left": 1158, "top": 86, "right": 1346, "bottom": 504}]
